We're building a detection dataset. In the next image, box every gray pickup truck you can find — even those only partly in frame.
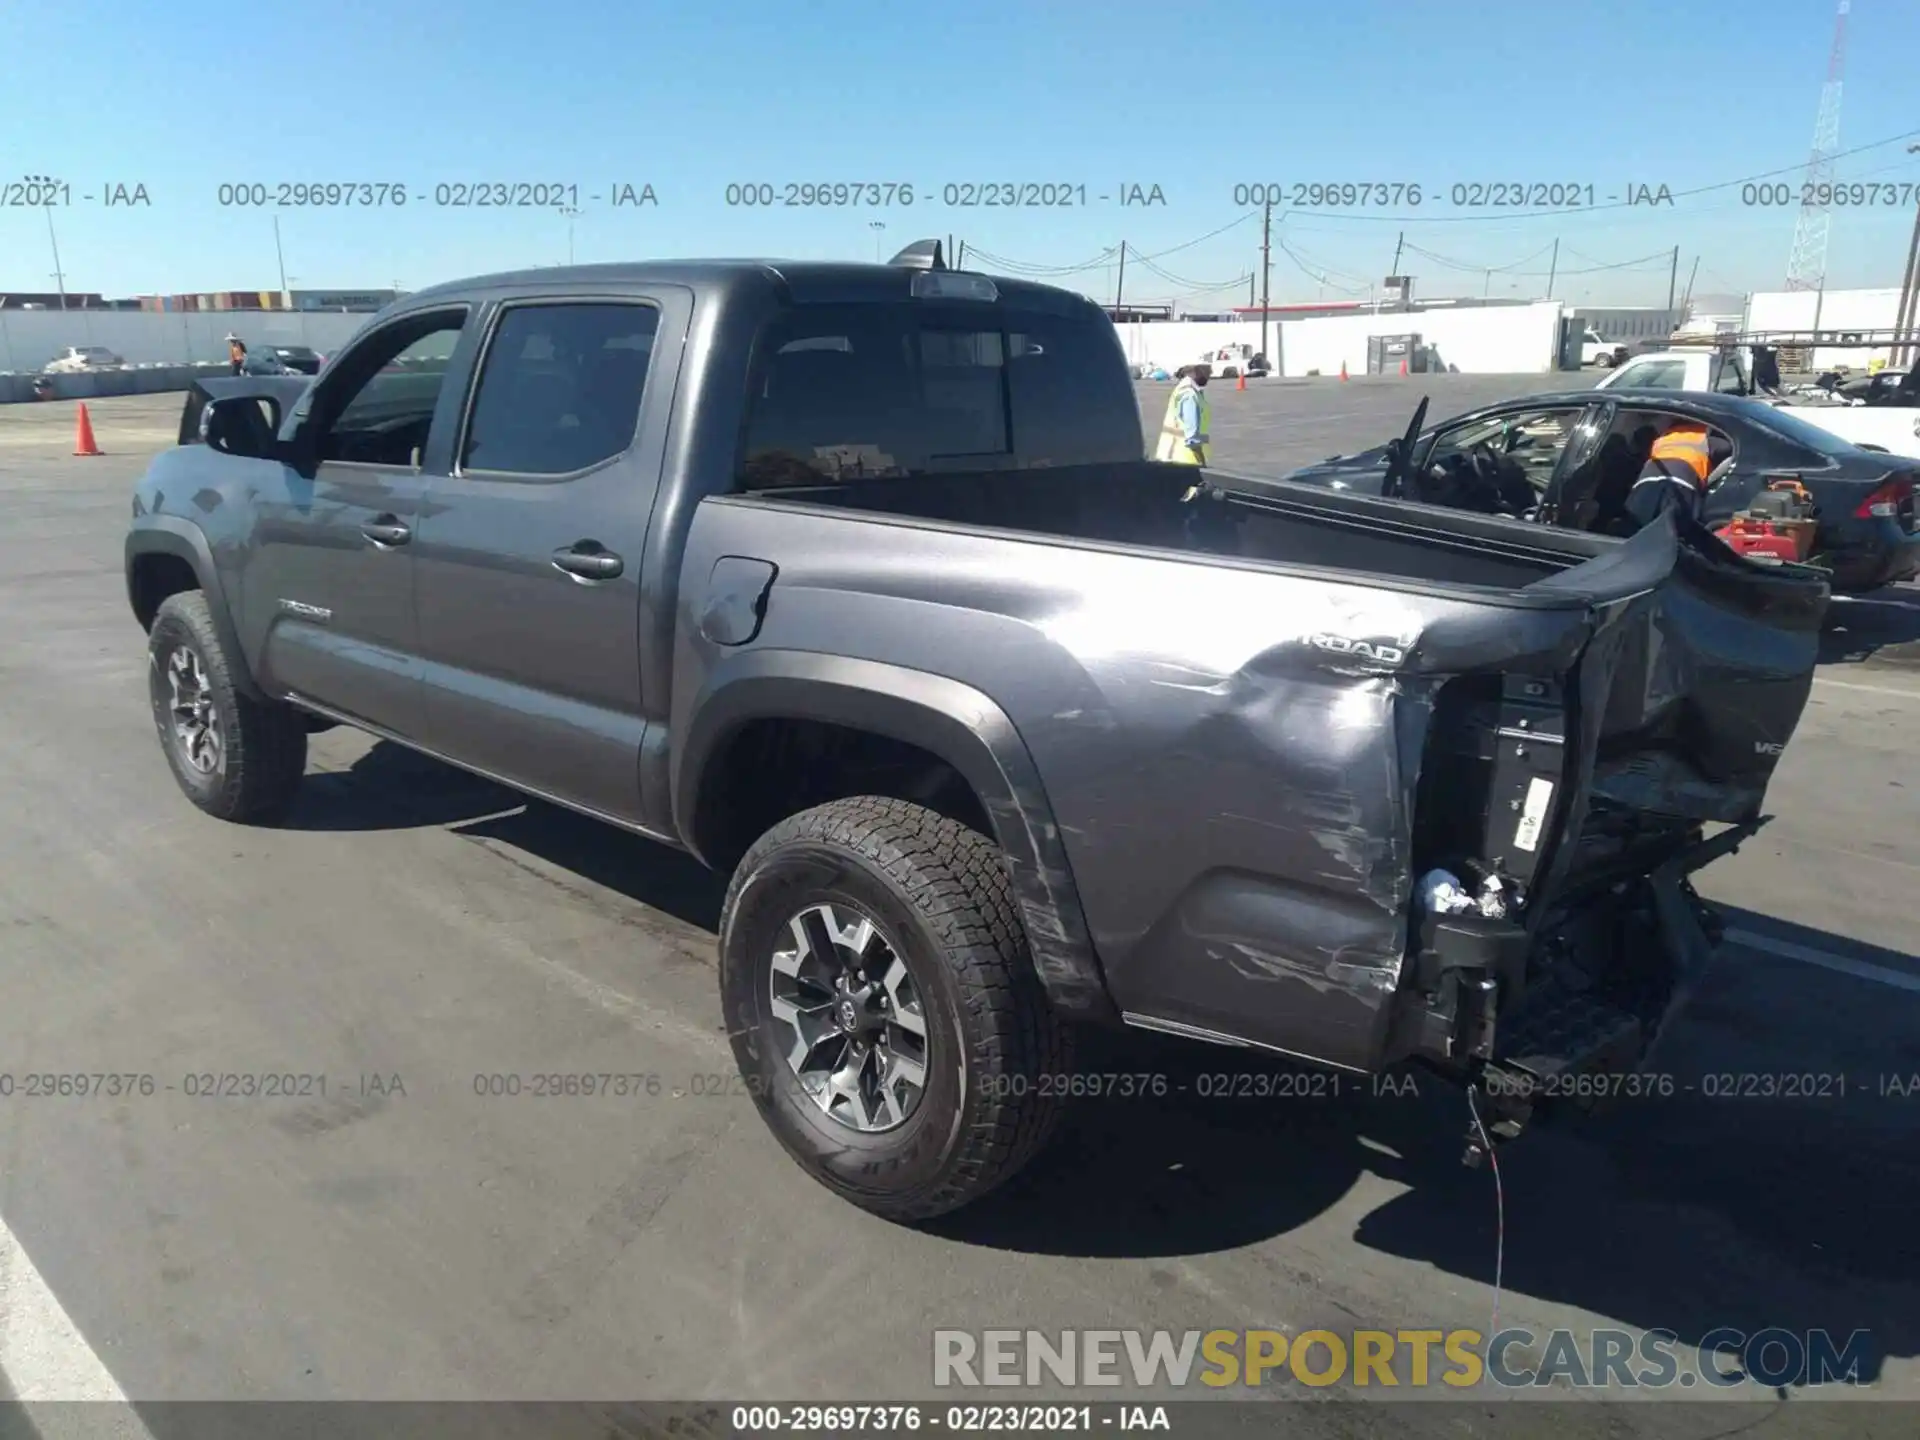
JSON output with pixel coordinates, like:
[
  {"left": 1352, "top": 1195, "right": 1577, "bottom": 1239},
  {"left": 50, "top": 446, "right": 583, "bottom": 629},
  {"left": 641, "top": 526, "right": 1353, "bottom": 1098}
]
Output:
[{"left": 126, "top": 241, "right": 1827, "bottom": 1220}]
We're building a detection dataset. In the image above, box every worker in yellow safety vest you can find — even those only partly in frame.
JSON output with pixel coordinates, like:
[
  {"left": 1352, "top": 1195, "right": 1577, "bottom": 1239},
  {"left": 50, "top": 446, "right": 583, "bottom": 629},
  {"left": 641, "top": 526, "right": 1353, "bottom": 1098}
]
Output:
[{"left": 1154, "top": 362, "right": 1212, "bottom": 464}]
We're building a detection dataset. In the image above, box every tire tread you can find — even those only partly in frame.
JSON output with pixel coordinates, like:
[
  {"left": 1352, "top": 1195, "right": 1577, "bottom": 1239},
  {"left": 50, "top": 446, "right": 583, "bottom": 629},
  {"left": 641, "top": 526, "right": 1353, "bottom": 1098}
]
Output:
[
  {"left": 722, "top": 796, "right": 1072, "bottom": 1220},
  {"left": 151, "top": 591, "right": 307, "bottom": 824}
]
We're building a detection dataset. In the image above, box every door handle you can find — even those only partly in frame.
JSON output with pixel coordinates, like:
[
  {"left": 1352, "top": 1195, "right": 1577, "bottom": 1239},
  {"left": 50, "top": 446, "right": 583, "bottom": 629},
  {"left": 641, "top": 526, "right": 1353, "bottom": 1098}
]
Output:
[
  {"left": 362, "top": 515, "right": 412, "bottom": 547},
  {"left": 551, "top": 543, "right": 623, "bottom": 581}
]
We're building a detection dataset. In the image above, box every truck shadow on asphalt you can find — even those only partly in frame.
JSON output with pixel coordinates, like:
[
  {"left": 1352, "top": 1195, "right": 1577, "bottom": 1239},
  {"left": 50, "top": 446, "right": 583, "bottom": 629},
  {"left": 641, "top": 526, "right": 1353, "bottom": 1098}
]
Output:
[
  {"left": 931, "top": 1018, "right": 1919, "bottom": 1388},
  {"left": 287, "top": 741, "right": 727, "bottom": 930},
  {"left": 1819, "top": 586, "right": 1920, "bottom": 667},
  {"left": 287, "top": 744, "right": 1915, "bottom": 1388}
]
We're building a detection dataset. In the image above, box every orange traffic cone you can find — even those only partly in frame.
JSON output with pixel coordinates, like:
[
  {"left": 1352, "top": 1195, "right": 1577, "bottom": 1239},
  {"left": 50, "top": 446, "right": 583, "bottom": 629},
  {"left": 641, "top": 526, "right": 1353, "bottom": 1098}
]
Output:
[
  {"left": 1235, "top": 371, "right": 1246, "bottom": 391},
  {"left": 1399, "top": 358, "right": 1408, "bottom": 377},
  {"left": 1339, "top": 361, "right": 1348, "bottom": 381},
  {"left": 73, "top": 402, "right": 102, "bottom": 456}
]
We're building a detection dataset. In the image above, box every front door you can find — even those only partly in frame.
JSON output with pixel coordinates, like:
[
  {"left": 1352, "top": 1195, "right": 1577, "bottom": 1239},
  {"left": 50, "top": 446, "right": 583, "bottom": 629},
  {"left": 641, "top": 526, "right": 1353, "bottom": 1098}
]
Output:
[
  {"left": 241, "top": 307, "right": 474, "bottom": 738},
  {"left": 410, "top": 290, "right": 688, "bottom": 824}
]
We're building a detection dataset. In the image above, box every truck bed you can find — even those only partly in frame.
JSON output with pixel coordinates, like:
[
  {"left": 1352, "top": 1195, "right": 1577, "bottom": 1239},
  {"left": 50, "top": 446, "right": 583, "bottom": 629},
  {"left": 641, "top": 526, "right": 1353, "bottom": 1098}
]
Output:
[{"left": 748, "top": 460, "right": 1613, "bottom": 596}]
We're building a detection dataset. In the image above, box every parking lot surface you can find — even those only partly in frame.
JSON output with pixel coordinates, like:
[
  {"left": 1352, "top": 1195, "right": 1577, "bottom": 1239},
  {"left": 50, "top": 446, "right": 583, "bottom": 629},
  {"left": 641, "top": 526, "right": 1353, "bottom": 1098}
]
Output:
[{"left": 2, "top": 391, "right": 1917, "bottom": 1433}]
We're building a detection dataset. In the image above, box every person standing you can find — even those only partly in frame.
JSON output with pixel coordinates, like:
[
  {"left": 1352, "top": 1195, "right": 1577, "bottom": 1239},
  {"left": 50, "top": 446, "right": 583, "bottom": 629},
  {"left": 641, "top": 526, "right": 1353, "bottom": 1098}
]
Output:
[
  {"left": 226, "top": 333, "right": 247, "bottom": 375},
  {"left": 1154, "top": 362, "right": 1212, "bottom": 464}
]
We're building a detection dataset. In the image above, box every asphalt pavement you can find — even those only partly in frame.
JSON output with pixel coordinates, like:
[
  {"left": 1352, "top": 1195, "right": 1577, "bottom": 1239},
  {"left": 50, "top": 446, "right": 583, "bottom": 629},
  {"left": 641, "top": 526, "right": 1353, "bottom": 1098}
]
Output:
[{"left": 1, "top": 390, "right": 1917, "bottom": 1435}]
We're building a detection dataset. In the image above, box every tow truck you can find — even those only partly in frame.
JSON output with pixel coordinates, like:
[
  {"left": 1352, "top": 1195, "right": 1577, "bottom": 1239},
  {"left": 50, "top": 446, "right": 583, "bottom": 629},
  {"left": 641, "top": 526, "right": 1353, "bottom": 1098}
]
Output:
[{"left": 1597, "top": 327, "right": 1920, "bottom": 457}]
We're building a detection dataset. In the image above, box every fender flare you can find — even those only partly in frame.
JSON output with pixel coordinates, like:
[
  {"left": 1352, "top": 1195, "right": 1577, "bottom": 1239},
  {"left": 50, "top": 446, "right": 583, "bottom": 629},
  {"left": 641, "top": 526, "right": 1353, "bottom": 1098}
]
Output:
[
  {"left": 125, "top": 517, "right": 266, "bottom": 701},
  {"left": 675, "top": 650, "right": 1114, "bottom": 1020}
]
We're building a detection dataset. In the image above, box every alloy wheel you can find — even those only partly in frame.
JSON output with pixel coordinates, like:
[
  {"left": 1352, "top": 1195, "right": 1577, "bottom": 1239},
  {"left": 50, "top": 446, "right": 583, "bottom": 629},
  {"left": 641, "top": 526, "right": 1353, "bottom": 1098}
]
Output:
[
  {"left": 166, "top": 646, "right": 223, "bottom": 775},
  {"left": 768, "top": 902, "right": 929, "bottom": 1132}
]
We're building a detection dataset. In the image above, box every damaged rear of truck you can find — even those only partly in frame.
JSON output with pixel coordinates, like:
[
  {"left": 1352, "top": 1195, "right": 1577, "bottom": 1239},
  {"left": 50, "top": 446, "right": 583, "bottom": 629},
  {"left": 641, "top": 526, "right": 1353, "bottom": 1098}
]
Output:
[
  {"left": 687, "top": 464, "right": 1827, "bottom": 1183},
  {"left": 1110, "top": 478, "right": 1829, "bottom": 1162}
]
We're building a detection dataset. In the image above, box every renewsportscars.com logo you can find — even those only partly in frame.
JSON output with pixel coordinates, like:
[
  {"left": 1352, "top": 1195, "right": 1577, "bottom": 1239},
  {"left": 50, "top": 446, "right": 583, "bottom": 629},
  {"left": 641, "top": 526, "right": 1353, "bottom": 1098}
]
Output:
[{"left": 933, "top": 1327, "right": 1872, "bottom": 1391}]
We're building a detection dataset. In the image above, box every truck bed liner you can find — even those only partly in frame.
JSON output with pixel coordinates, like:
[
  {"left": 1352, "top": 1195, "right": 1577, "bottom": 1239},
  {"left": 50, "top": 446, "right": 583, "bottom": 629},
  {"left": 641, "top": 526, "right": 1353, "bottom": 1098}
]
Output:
[{"left": 747, "top": 461, "right": 1621, "bottom": 597}]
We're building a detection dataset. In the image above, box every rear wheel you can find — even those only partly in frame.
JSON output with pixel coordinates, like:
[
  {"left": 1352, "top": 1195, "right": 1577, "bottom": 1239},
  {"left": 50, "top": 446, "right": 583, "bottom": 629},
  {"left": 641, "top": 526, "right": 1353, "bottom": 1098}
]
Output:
[
  {"left": 718, "top": 797, "right": 1072, "bottom": 1221},
  {"left": 147, "top": 591, "right": 307, "bottom": 823}
]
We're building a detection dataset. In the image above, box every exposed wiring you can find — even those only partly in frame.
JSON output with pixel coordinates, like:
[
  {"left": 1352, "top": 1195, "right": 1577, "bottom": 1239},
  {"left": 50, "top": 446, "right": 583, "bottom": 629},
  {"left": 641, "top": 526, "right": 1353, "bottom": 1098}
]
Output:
[{"left": 1464, "top": 1086, "right": 1506, "bottom": 1345}]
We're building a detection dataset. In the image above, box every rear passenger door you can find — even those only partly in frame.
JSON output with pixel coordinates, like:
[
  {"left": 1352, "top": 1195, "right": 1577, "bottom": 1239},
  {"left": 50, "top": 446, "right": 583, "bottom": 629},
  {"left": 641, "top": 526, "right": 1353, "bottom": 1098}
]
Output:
[{"left": 410, "top": 290, "right": 690, "bottom": 825}]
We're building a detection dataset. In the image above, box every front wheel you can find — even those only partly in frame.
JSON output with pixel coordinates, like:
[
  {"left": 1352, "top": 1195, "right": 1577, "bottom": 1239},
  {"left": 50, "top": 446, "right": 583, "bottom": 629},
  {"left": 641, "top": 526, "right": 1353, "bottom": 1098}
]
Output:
[
  {"left": 147, "top": 591, "right": 308, "bottom": 823},
  {"left": 718, "top": 797, "right": 1073, "bottom": 1221}
]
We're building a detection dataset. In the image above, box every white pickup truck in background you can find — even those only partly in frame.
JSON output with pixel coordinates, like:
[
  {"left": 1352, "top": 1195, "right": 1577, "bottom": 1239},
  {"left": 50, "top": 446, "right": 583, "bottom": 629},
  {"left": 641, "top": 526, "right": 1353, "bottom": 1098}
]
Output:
[
  {"left": 1580, "top": 327, "right": 1628, "bottom": 368},
  {"left": 1594, "top": 346, "right": 1920, "bottom": 459},
  {"left": 1595, "top": 347, "right": 1752, "bottom": 395}
]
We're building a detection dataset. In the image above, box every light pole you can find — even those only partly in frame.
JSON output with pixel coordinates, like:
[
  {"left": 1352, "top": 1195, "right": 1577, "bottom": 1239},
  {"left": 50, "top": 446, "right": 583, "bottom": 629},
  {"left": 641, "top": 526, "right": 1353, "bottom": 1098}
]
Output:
[
  {"left": 870, "top": 220, "right": 886, "bottom": 261},
  {"left": 559, "top": 204, "right": 581, "bottom": 265}
]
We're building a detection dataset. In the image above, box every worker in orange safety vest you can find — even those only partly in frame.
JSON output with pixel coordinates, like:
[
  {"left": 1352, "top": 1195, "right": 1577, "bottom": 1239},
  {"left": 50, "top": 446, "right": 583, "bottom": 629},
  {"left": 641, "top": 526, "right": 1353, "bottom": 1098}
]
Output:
[{"left": 1622, "top": 420, "right": 1729, "bottom": 531}]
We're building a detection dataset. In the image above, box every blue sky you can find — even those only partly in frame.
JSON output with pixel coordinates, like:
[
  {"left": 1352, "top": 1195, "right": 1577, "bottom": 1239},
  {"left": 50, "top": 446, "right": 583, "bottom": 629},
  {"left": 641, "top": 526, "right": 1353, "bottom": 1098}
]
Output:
[{"left": 6, "top": 0, "right": 1920, "bottom": 307}]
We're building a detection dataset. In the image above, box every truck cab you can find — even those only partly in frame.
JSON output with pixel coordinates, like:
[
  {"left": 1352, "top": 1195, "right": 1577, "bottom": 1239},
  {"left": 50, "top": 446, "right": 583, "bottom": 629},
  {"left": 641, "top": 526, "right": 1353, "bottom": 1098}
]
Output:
[{"left": 1596, "top": 346, "right": 1752, "bottom": 396}]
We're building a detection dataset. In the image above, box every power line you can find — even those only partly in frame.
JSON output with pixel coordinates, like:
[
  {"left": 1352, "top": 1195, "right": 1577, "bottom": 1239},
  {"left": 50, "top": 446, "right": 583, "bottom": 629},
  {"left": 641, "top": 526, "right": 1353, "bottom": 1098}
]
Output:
[
  {"left": 1130, "top": 252, "right": 1249, "bottom": 292},
  {"left": 961, "top": 243, "right": 1118, "bottom": 277},
  {"left": 1133, "top": 211, "right": 1260, "bottom": 261},
  {"left": 1277, "top": 239, "right": 1366, "bottom": 295},
  {"left": 1240, "top": 125, "right": 1920, "bottom": 224}
]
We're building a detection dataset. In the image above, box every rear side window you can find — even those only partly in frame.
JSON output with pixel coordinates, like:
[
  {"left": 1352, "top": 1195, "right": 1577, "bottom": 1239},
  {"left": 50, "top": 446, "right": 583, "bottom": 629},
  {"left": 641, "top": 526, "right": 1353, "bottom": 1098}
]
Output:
[
  {"left": 738, "top": 301, "right": 1138, "bottom": 488},
  {"left": 461, "top": 302, "right": 658, "bottom": 476}
]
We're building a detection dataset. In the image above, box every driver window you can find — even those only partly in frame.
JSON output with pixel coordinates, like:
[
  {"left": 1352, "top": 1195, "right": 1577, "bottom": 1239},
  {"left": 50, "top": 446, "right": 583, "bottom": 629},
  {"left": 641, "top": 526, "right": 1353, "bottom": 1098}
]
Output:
[
  {"left": 316, "top": 316, "right": 466, "bottom": 467},
  {"left": 1430, "top": 408, "right": 1580, "bottom": 493}
]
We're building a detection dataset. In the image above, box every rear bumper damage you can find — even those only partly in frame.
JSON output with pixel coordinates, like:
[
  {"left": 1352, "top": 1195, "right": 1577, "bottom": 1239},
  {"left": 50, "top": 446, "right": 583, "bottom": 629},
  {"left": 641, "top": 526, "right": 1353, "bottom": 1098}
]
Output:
[{"left": 1390, "top": 818, "right": 1765, "bottom": 1166}]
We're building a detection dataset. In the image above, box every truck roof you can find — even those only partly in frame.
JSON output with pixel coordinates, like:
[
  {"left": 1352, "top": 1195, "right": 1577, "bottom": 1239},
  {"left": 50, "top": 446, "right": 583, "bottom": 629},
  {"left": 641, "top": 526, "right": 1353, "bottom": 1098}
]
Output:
[{"left": 399, "top": 258, "right": 1101, "bottom": 315}]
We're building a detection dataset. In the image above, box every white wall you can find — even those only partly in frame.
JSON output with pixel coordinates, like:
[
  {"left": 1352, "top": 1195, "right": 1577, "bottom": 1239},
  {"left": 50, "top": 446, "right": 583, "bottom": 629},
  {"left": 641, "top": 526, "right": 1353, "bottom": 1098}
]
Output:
[
  {"left": 1275, "top": 302, "right": 1565, "bottom": 377},
  {"left": 0, "top": 309, "right": 370, "bottom": 372},
  {"left": 1745, "top": 287, "right": 1904, "bottom": 368},
  {"left": 1109, "top": 305, "right": 1566, "bottom": 377},
  {"left": 1111, "top": 319, "right": 1268, "bottom": 372}
]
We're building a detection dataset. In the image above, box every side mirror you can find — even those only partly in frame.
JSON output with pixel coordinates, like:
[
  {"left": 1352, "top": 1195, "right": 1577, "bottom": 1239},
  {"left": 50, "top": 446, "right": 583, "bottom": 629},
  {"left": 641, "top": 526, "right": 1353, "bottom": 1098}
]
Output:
[{"left": 199, "top": 395, "right": 284, "bottom": 458}]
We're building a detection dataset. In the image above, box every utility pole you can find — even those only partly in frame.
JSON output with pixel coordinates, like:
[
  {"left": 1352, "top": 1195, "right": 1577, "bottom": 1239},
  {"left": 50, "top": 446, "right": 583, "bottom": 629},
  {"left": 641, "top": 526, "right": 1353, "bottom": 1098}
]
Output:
[
  {"left": 561, "top": 204, "right": 582, "bottom": 265},
  {"left": 1389, "top": 230, "right": 1404, "bottom": 311},
  {"left": 44, "top": 205, "right": 67, "bottom": 310},
  {"left": 1681, "top": 255, "right": 1701, "bottom": 310},
  {"left": 1546, "top": 238, "right": 1559, "bottom": 299},
  {"left": 1114, "top": 240, "right": 1126, "bottom": 318},
  {"left": 956, "top": 239, "right": 966, "bottom": 269},
  {"left": 1894, "top": 143, "right": 1920, "bottom": 366},
  {"left": 1666, "top": 245, "right": 1679, "bottom": 311},
  {"left": 1259, "top": 199, "right": 1273, "bottom": 366},
  {"left": 273, "top": 215, "right": 290, "bottom": 307}
]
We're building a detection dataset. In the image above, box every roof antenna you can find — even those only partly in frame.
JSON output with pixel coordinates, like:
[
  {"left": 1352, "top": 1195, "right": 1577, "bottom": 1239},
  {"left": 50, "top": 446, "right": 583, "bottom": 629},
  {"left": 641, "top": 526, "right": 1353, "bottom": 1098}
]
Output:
[{"left": 887, "top": 239, "right": 947, "bottom": 271}]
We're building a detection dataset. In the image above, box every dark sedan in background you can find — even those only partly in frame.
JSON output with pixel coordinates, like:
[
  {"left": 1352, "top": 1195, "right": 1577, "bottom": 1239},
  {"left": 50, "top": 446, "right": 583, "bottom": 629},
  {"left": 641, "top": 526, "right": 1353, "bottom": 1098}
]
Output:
[
  {"left": 240, "top": 342, "right": 324, "bottom": 376},
  {"left": 1272, "top": 388, "right": 1918, "bottom": 594}
]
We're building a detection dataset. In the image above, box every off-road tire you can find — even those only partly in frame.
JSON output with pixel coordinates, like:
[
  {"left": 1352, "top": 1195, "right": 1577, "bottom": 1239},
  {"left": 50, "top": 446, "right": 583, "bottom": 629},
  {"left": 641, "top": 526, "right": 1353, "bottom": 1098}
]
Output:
[
  {"left": 719, "top": 797, "right": 1073, "bottom": 1221},
  {"left": 148, "top": 591, "right": 307, "bottom": 823}
]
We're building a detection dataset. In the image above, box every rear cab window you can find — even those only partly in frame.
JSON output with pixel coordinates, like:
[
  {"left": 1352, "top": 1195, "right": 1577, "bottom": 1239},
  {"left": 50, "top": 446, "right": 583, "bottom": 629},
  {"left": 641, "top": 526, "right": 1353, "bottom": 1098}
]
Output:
[{"left": 736, "top": 297, "right": 1140, "bottom": 489}]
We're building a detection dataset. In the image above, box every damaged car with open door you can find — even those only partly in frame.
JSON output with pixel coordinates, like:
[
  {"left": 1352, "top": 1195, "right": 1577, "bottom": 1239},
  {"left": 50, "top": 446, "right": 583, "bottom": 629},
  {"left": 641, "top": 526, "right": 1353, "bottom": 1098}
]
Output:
[
  {"left": 129, "top": 244, "right": 1829, "bottom": 1217},
  {"left": 1279, "top": 388, "right": 1918, "bottom": 592}
]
